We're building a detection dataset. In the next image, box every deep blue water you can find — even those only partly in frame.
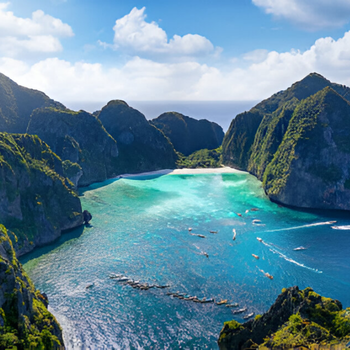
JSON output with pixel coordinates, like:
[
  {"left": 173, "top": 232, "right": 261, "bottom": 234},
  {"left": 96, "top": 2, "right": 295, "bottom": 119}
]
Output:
[{"left": 21, "top": 171, "right": 350, "bottom": 349}]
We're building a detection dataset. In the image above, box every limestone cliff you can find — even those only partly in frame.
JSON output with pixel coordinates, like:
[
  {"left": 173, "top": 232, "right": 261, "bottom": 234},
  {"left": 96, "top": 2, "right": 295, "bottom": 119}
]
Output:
[
  {"left": 96, "top": 100, "right": 177, "bottom": 174},
  {"left": 218, "top": 286, "right": 350, "bottom": 350},
  {"left": 222, "top": 73, "right": 350, "bottom": 210},
  {"left": 0, "top": 132, "right": 83, "bottom": 256},
  {"left": 27, "top": 107, "right": 119, "bottom": 186},
  {"left": 151, "top": 111, "right": 224, "bottom": 156},
  {"left": 0, "top": 73, "right": 64, "bottom": 133},
  {"left": 0, "top": 224, "right": 64, "bottom": 349}
]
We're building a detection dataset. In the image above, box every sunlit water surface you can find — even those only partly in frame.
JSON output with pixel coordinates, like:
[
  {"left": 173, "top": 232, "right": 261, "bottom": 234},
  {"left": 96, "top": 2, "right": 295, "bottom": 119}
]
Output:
[{"left": 21, "top": 172, "right": 350, "bottom": 349}]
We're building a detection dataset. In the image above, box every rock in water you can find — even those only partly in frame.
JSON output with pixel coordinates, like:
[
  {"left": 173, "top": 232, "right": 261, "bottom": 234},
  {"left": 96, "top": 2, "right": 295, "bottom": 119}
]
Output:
[
  {"left": 83, "top": 210, "right": 92, "bottom": 224},
  {"left": 218, "top": 286, "right": 350, "bottom": 350}
]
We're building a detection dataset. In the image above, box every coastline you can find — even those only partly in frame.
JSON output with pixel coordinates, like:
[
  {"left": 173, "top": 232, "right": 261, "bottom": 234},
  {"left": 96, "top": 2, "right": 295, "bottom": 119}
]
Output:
[{"left": 117, "top": 166, "right": 247, "bottom": 179}]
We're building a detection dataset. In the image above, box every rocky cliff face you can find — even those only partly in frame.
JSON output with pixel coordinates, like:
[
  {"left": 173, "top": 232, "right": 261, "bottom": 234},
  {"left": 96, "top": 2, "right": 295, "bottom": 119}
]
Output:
[
  {"left": 0, "top": 224, "right": 64, "bottom": 349},
  {"left": 0, "top": 132, "right": 83, "bottom": 256},
  {"left": 152, "top": 111, "right": 224, "bottom": 156},
  {"left": 27, "top": 107, "right": 119, "bottom": 186},
  {"left": 218, "top": 286, "right": 350, "bottom": 350},
  {"left": 97, "top": 100, "right": 177, "bottom": 174},
  {"left": 0, "top": 73, "right": 64, "bottom": 133},
  {"left": 222, "top": 73, "right": 350, "bottom": 210}
]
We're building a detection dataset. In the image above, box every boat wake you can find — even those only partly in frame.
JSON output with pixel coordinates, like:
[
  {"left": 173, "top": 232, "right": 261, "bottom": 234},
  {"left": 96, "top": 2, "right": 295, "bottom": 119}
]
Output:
[
  {"left": 261, "top": 241, "right": 322, "bottom": 274},
  {"left": 266, "top": 221, "right": 336, "bottom": 233}
]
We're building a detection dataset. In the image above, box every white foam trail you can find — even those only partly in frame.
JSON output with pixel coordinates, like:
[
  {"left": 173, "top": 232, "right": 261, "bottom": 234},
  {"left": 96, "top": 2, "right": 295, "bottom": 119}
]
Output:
[
  {"left": 266, "top": 221, "right": 336, "bottom": 233},
  {"left": 331, "top": 225, "right": 350, "bottom": 230},
  {"left": 261, "top": 240, "right": 322, "bottom": 273}
]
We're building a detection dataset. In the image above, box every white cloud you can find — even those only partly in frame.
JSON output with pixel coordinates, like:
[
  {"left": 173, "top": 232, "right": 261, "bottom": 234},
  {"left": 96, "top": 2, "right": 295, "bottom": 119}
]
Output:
[
  {"left": 1, "top": 29, "right": 350, "bottom": 109},
  {"left": 252, "top": 0, "right": 350, "bottom": 30},
  {"left": 0, "top": 2, "right": 73, "bottom": 57},
  {"left": 99, "top": 7, "right": 217, "bottom": 60}
]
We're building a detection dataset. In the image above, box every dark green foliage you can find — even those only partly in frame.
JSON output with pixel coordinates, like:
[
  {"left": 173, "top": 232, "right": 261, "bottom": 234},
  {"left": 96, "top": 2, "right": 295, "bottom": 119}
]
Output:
[
  {"left": 218, "top": 287, "right": 350, "bottom": 350},
  {"left": 0, "top": 132, "right": 83, "bottom": 255},
  {"left": 151, "top": 112, "right": 224, "bottom": 156},
  {"left": 98, "top": 100, "right": 178, "bottom": 174},
  {"left": 177, "top": 147, "right": 222, "bottom": 168},
  {"left": 0, "top": 225, "right": 64, "bottom": 349},
  {"left": 0, "top": 73, "right": 65, "bottom": 133},
  {"left": 27, "top": 107, "right": 119, "bottom": 186}
]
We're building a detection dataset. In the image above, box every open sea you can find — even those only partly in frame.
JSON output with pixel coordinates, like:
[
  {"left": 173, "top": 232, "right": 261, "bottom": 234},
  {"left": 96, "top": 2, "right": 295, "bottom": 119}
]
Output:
[{"left": 21, "top": 171, "right": 350, "bottom": 349}]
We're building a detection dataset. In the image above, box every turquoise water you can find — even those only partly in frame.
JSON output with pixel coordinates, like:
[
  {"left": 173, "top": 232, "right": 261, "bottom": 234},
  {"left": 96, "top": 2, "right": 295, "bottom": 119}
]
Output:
[{"left": 21, "top": 172, "right": 350, "bottom": 349}]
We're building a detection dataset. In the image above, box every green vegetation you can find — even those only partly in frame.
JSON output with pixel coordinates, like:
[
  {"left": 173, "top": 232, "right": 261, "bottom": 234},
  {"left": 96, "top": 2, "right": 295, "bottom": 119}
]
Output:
[
  {"left": 218, "top": 287, "right": 350, "bottom": 350},
  {"left": 0, "top": 225, "right": 63, "bottom": 349},
  {"left": 176, "top": 147, "right": 222, "bottom": 168}
]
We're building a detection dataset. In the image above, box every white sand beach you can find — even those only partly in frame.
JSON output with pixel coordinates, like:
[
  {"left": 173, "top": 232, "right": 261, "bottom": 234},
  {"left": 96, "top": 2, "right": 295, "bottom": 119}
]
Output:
[{"left": 118, "top": 166, "right": 247, "bottom": 179}]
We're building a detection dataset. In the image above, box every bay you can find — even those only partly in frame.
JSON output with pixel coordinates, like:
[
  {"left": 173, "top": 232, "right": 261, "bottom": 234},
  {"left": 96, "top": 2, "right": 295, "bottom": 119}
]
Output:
[{"left": 21, "top": 171, "right": 350, "bottom": 349}]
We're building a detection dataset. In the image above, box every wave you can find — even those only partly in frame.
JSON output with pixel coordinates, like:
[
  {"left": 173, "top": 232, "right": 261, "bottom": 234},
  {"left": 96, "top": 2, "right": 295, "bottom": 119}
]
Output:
[
  {"left": 266, "top": 221, "right": 336, "bottom": 233},
  {"left": 261, "top": 240, "right": 322, "bottom": 274}
]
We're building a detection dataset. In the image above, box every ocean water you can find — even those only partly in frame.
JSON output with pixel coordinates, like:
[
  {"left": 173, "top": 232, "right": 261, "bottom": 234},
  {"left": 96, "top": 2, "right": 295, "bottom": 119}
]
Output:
[{"left": 21, "top": 172, "right": 350, "bottom": 349}]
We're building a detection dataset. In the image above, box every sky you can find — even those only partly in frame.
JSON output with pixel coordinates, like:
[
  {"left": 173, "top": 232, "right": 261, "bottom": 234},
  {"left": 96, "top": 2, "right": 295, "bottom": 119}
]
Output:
[{"left": 1, "top": 0, "right": 350, "bottom": 111}]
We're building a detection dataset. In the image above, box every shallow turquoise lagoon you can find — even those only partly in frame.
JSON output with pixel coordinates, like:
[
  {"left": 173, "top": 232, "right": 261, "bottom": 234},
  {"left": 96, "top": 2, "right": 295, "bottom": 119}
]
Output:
[{"left": 21, "top": 172, "right": 350, "bottom": 349}]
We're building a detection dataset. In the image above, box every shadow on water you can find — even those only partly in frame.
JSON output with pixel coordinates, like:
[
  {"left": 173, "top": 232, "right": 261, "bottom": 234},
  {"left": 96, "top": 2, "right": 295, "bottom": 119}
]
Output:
[{"left": 19, "top": 225, "right": 85, "bottom": 265}]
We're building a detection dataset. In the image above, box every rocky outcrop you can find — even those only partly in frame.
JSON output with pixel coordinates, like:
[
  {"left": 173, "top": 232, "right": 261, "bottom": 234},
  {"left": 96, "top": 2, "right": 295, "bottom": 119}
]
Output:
[
  {"left": 218, "top": 286, "right": 350, "bottom": 350},
  {"left": 96, "top": 100, "right": 177, "bottom": 174},
  {"left": 151, "top": 111, "right": 224, "bottom": 156},
  {"left": 222, "top": 73, "right": 350, "bottom": 210},
  {"left": 0, "top": 132, "right": 83, "bottom": 256},
  {"left": 27, "top": 107, "right": 119, "bottom": 186},
  {"left": 0, "top": 73, "right": 64, "bottom": 133},
  {"left": 0, "top": 224, "right": 64, "bottom": 349}
]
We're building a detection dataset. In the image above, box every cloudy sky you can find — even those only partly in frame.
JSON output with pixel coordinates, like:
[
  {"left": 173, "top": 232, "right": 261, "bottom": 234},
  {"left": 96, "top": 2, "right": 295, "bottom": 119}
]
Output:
[{"left": 1, "top": 0, "right": 350, "bottom": 110}]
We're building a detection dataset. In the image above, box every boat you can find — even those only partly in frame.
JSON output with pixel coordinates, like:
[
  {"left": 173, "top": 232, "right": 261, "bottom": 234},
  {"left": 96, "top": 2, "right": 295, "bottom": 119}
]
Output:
[
  {"left": 197, "top": 234, "right": 206, "bottom": 238},
  {"left": 188, "top": 227, "right": 192, "bottom": 231},
  {"left": 252, "top": 219, "right": 261, "bottom": 224},
  {"left": 232, "top": 307, "right": 247, "bottom": 314},
  {"left": 232, "top": 229, "right": 237, "bottom": 240},
  {"left": 265, "top": 273, "right": 273, "bottom": 280},
  {"left": 236, "top": 213, "right": 242, "bottom": 217},
  {"left": 200, "top": 298, "right": 214, "bottom": 303},
  {"left": 293, "top": 246, "right": 307, "bottom": 251},
  {"left": 252, "top": 254, "right": 259, "bottom": 259},
  {"left": 250, "top": 208, "right": 259, "bottom": 212},
  {"left": 256, "top": 237, "right": 263, "bottom": 242},
  {"left": 225, "top": 303, "right": 239, "bottom": 308},
  {"left": 210, "top": 230, "right": 218, "bottom": 234},
  {"left": 331, "top": 225, "right": 350, "bottom": 230},
  {"left": 216, "top": 299, "right": 228, "bottom": 305},
  {"left": 245, "top": 209, "right": 249, "bottom": 214},
  {"left": 86, "top": 283, "right": 94, "bottom": 289},
  {"left": 243, "top": 312, "right": 255, "bottom": 319}
]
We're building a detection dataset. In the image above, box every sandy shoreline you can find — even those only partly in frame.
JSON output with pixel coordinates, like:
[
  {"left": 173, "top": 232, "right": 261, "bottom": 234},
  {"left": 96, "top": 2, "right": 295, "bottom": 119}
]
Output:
[{"left": 118, "top": 166, "right": 247, "bottom": 179}]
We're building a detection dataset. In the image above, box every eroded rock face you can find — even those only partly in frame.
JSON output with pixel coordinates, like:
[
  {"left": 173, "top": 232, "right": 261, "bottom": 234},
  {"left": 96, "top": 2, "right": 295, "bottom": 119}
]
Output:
[
  {"left": 222, "top": 73, "right": 350, "bottom": 210},
  {"left": 97, "top": 100, "right": 178, "bottom": 174},
  {"left": 151, "top": 112, "right": 224, "bottom": 156},
  {"left": 218, "top": 287, "right": 348, "bottom": 350},
  {"left": 27, "top": 108, "right": 119, "bottom": 186},
  {"left": 0, "top": 225, "right": 64, "bottom": 349},
  {"left": 0, "top": 132, "right": 83, "bottom": 256}
]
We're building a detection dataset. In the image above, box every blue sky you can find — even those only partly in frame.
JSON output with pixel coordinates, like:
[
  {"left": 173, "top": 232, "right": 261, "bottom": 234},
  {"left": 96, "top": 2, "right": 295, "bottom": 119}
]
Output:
[{"left": 1, "top": 0, "right": 350, "bottom": 109}]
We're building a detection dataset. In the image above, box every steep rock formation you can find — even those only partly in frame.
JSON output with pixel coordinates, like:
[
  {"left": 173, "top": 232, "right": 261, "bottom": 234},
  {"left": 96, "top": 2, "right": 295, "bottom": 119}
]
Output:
[
  {"left": 97, "top": 100, "right": 177, "bottom": 174},
  {"left": 0, "top": 132, "right": 83, "bottom": 256},
  {"left": 222, "top": 73, "right": 350, "bottom": 210},
  {"left": 0, "top": 73, "right": 64, "bottom": 133},
  {"left": 222, "top": 73, "right": 350, "bottom": 171},
  {"left": 218, "top": 286, "right": 350, "bottom": 350},
  {"left": 151, "top": 111, "right": 224, "bottom": 156},
  {"left": 27, "top": 107, "right": 119, "bottom": 186},
  {"left": 0, "top": 224, "right": 64, "bottom": 349},
  {"left": 263, "top": 87, "right": 350, "bottom": 210}
]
